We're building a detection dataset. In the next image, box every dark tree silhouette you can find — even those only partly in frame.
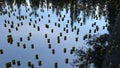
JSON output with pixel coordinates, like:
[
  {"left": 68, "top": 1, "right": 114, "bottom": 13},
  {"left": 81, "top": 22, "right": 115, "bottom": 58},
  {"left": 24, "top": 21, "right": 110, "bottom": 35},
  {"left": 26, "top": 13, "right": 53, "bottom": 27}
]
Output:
[{"left": 72, "top": 0, "right": 120, "bottom": 68}]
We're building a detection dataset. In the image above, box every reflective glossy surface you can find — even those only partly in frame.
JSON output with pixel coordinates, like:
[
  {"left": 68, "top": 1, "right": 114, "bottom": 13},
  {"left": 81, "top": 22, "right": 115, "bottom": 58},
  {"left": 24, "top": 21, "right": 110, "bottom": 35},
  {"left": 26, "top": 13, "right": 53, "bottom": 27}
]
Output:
[{"left": 0, "top": 0, "right": 111, "bottom": 68}]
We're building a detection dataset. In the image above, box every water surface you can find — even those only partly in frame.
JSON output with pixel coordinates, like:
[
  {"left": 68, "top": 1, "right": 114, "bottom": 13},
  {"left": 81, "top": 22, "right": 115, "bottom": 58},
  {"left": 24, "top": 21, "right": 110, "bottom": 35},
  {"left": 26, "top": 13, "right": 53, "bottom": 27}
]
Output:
[{"left": 0, "top": 0, "right": 109, "bottom": 68}]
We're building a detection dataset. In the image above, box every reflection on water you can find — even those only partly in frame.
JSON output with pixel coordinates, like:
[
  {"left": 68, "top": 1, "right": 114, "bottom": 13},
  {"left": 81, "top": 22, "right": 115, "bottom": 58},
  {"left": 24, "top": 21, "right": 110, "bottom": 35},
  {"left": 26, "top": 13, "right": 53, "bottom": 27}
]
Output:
[
  {"left": 0, "top": 0, "right": 110, "bottom": 68},
  {"left": 71, "top": 0, "right": 120, "bottom": 68}
]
